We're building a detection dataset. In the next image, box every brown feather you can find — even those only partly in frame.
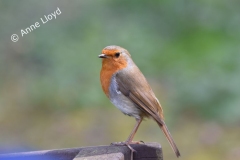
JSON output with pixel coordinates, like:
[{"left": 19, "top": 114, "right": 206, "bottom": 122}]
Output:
[
  {"left": 116, "top": 65, "right": 164, "bottom": 119},
  {"left": 116, "top": 64, "right": 180, "bottom": 157},
  {"left": 158, "top": 122, "right": 181, "bottom": 157}
]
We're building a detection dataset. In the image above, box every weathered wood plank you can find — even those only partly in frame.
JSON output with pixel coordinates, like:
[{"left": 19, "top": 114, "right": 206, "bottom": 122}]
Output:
[{"left": 0, "top": 142, "right": 162, "bottom": 160}]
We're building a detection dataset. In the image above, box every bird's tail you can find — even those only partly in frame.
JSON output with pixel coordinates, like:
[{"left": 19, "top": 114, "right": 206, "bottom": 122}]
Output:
[{"left": 157, "top": 122, "right": 181, "bottom": 157}]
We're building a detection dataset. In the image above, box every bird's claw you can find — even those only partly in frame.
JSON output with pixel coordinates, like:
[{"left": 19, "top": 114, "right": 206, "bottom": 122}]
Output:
[
  {"left": 111, "top": 141, "right": 136, "bottom": 160},
  {"left": 111, "top": 142, "right": 136, "bottom": 152}
]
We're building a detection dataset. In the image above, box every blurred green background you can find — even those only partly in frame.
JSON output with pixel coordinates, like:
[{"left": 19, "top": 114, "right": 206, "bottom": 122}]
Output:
[{"left": 0, "top": 0, "right": 240, "bottom": 159}]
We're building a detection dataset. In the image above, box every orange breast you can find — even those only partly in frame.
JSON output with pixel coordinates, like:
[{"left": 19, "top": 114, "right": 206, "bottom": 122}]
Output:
[
  {"left": 100, "top": 67, "right": 114, "bottom": 97},
  {"left": 100, "top": 59, "right": 127, "bottom": 97}
]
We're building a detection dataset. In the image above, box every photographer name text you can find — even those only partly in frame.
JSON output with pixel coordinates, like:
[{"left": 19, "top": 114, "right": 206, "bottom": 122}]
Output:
[{"left": 11, "top": 7, "right": 61, "bottom": 42}]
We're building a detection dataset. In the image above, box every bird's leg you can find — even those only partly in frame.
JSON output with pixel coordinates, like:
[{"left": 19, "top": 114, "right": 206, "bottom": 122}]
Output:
[
  {"left": 111, "top": 118, "right": 143, "bottom": 160},
  {"left": 111, "top": 118, "right": 143, "bottom": 145},
  {"left": 125, "top": 118, "right": 143, "bottom": 144}
]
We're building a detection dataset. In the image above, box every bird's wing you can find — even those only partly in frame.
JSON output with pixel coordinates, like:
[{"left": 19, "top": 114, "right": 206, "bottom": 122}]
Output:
[
  {"left": 116, "top": 66, "right": 181, "bottom": 157},
  {"left": 116, "top": 67, "right": 164, "bottom": 124}
]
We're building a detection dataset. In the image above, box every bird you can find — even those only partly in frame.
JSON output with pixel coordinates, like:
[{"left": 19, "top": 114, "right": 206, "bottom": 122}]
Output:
[{"left": 99, "top": 45, "right": 180, "bottom": 158}]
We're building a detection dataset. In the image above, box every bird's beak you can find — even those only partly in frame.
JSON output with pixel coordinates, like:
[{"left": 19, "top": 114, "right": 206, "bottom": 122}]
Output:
[{"left": 98, "top": 54, "right": 107, "bottom": 58}]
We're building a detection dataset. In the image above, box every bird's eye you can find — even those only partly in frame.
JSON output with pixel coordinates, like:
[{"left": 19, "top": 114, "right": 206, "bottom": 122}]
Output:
[{"left": 115, "top": 52, "right": 120, "bottom": 58}]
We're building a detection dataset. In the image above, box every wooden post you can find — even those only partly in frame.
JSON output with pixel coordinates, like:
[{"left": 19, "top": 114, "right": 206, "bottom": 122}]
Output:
[{"left": 0, "top": 142, "right": 163, "bottom": 160}]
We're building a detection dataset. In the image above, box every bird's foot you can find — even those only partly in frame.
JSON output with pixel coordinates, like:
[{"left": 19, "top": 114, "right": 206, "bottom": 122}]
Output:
[
  {"left": 110, "top": 141, "right": 145, "bottom": 160},
  {"left": 111, "top": 141, "right": 137, "bottom": 160},
  {"left": 111, "top": 141, "right": 136, "bottom": 152}
]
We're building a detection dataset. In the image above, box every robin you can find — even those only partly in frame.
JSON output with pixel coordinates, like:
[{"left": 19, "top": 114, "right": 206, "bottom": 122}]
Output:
[{"left": 99, "top": 45, "right": 180, "bottom": 158}]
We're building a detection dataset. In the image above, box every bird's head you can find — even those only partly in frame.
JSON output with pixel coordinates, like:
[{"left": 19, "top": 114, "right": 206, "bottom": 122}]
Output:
[{"left": 99, "top": 45, "right": 131, "bottom": 70}]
